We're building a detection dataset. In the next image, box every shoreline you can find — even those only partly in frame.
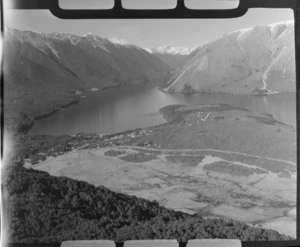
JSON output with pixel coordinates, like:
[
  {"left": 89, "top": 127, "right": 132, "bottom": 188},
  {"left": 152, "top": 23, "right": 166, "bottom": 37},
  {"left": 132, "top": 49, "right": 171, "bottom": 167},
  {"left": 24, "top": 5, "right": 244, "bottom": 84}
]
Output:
[
  {"left": 21, "top": 97, "right": 81, "bottom": 135},
  {"left": 20, "top": 84, "right": 122, "bottom": 136},
  {"left": 159, "top": 87, "right": 296, "bottom": 96},
  {"left": 23, "top": 89, "right": 296, "bottom": 136}
]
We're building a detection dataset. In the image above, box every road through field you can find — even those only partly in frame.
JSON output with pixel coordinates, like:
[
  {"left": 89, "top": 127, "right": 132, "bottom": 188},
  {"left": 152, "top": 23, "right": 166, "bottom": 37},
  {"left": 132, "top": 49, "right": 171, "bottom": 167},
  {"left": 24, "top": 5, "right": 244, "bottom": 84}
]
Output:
[{"left": 123, "top": 146, "right": 296, "bottom": 166}]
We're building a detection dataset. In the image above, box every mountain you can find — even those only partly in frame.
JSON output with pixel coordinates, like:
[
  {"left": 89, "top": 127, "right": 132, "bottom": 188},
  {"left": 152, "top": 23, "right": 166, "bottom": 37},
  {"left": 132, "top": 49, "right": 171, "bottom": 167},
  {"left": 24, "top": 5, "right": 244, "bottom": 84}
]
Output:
[
  {"left": 163, "top": 21, "right": 295, "bottom": 94},
  {"left": 146, "top": 46, "right": 196, "bottom": 69},
  {"left": 4, "top": 29, "right": 171, "bottom": 133}
]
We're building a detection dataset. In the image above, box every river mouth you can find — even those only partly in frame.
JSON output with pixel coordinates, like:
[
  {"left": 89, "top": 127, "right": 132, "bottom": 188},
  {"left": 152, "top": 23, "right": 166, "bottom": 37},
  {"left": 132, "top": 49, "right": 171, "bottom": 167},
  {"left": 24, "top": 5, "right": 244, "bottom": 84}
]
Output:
[{"left": 29, "top": 84, "right": 296, "bottom": 136}]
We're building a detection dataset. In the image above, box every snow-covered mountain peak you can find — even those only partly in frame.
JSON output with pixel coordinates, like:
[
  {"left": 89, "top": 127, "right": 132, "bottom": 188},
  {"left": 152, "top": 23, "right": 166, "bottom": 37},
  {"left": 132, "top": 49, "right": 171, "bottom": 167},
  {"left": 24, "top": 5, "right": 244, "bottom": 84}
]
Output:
[
  {"left": 152, "top": 46, "right": 196, "bottom": 55},
  {"left": 221, "top": 20, "right": 294, "bottom": 42},
  {"left": 83, "top": 32, "right": 94, "bottom": 37},
  {"left": 82, "top": 33, "right": 108, "bottom": 43},
  {"left": 142, "top": 46, "right": 197, "bottom": 69},
  {"left": 268, "top": 19, "right": 294, "bottom": 29},
  {"left": 109, "top": 38, "right": 129, "bottom": 46}
]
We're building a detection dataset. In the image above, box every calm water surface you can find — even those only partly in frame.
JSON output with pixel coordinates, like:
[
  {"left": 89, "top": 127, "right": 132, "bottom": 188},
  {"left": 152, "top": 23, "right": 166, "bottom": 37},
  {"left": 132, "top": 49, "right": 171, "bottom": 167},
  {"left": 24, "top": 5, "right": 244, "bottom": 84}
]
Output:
[{"left": 30, "top": 85, "right": 296, "bottom": 135}]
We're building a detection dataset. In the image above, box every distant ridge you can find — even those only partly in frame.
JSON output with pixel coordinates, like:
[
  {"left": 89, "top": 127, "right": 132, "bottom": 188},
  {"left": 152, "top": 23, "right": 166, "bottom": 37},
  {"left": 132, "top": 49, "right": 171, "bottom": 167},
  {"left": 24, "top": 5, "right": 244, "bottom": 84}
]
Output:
[
  {"left": 147, "top": 46, "right": 196, "bottom": 55},
  {"left": 145, "top": 46, "right": 196, "bottom": 69}
]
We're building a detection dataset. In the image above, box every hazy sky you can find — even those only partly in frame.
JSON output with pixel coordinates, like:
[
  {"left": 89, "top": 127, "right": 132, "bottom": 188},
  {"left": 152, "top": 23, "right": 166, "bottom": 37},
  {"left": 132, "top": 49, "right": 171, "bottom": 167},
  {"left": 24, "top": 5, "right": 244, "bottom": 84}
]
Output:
[{"left": 5, "top": 0, "right": 293, "bottom": 48}]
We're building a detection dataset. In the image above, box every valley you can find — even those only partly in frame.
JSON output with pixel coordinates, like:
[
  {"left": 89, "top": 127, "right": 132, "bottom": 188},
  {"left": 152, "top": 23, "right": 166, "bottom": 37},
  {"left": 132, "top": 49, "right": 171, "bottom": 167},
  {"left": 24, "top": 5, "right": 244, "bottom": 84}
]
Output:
[
  {"left": 145, "top": 46, "right": 195, "bottom": 69},
  {"left": 22, "top": 104, "right": 297, "bottom": 237},
  {"left": 4, "top": 21, "right": 296, "bottom": 135},
  {"left": 3, "top": 19, "right": 297, "bottom": 242}
]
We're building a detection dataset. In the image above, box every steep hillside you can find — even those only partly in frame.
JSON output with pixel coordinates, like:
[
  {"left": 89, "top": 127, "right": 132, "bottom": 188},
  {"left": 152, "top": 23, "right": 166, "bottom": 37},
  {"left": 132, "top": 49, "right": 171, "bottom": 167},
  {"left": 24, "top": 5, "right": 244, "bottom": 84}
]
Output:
[
  {"left": 146, "top": 46, "right": 195, "bottom": 69},
  {"left": 163, "top": 21, "right": 295, "bottom": 94},
  {"left": 4, "top": 29, "right": 171, "bottom": 133}
]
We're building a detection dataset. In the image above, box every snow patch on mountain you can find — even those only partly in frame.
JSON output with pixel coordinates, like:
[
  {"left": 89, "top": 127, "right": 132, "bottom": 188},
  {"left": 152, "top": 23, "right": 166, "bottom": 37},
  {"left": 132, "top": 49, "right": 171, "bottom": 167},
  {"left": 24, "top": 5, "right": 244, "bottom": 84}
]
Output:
[
  {"left": 143, "top": 48, "right": 153, "bottom": 54},
  {"left": 81, "top": 34, "right": 111, "bottom": 53},
  {"left": 151, "top": 46, "right": 196, "bottom": 55},
  {"left": 109, "top": 38, "right": 128, "bottom": 46}
]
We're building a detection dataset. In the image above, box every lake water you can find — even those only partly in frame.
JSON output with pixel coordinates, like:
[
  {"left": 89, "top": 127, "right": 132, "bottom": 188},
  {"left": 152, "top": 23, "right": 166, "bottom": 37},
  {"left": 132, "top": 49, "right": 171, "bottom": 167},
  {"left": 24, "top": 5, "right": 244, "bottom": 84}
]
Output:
[{"left": 29, "top": 85, "right": 296, "bottom": 135}]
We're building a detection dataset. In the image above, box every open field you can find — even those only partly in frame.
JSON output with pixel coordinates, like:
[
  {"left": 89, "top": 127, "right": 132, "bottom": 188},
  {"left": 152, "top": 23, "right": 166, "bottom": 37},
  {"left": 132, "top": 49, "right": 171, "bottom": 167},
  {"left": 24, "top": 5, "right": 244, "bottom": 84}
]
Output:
[
  {"left": 25, "top": 145, "right": 296, "bottom": 237},
  {"left": 24, "top": 104, "right": 297, "bottom": 237}
]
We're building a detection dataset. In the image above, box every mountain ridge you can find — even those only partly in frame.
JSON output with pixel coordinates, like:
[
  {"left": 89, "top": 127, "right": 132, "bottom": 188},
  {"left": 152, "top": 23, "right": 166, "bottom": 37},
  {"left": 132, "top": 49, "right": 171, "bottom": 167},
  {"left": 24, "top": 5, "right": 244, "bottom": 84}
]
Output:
[{"left": 163, "top": 21, "right": 295, "bottom": 94}]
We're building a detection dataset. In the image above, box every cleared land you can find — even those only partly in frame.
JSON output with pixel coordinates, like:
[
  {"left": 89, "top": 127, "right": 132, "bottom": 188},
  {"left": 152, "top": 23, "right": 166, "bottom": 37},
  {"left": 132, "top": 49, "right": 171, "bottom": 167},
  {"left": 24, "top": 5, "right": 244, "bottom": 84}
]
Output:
[{"left": 24, "top": 104, "right": 297, "bottom": 237}]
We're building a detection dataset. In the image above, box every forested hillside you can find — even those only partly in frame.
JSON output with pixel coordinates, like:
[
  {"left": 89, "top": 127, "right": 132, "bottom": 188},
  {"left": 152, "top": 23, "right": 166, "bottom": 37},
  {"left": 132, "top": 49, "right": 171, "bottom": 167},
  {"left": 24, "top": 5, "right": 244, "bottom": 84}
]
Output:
[
  {"left": 3, "top": 162, "right": 292, "bottom": 243},
  {"left": 4, "top": 29, "right": 171, "bottom": 134}
]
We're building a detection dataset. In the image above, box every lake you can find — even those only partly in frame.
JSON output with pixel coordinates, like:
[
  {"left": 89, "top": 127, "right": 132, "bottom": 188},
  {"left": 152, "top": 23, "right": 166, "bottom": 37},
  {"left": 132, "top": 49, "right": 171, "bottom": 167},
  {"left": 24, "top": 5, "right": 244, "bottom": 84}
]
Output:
[{"left": 29, "top": 85, "right": 297, "bottom": 135}]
